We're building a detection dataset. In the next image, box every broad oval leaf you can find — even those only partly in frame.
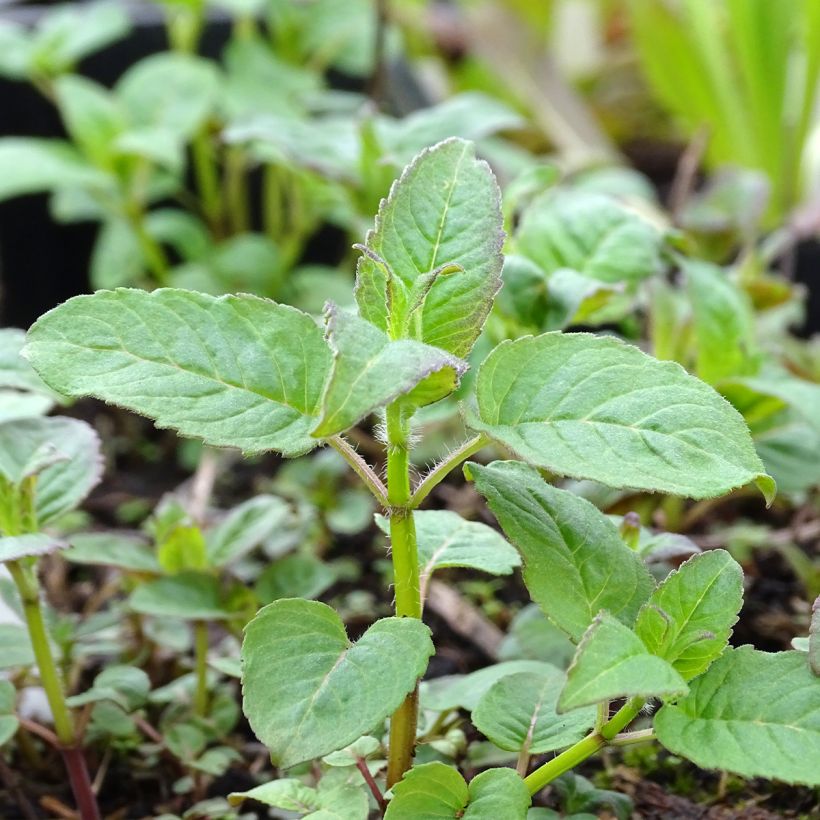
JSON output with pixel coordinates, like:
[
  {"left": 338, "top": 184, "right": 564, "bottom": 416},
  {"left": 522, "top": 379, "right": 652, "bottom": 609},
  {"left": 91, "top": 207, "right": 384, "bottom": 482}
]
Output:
[
  {"left": 241, "top": 599, "right": 433, "bottom": 768},
  {"left": 0, "top": 534, "right": 66, "bottom": 562},
  {"left": 655, "top": 647, "right": 820, "bottom": 785},
  {"left": 205, "top": 495, "right": 290, "bottom": 567},
  {"left": 24, "top": 289, "right": 332, "bottom": 457},
  {"left": 468, "top": 461, "right": 654, "bottom": 642},
  {"left": 634, "top": 549, "right": 742, "bottom": 680},
  {"left": 0, "top": 416, "right": 102, "bottom": 525},
  {"left": 64, "top": 532, "right": 159, "bottom": 573},
  {"left": 129, "top": 572, "right": 230, "bottom": 621},
  {"left": 355, "top": 138, "right": 503, "bottom": 358},
  {"left": 559, "top": 613, "right": 688, "bottom": 712},
  {"left": 312, "top": 306, "right": 466, "bottom": 438},
  {"left": 473, "top": 669, "right": 596, "bottom": 754},
  {"left": 470, "top": 333, "right": 775, "bottom": 502},
  {"left": 516, "top": 190, "right": 662, "bottom": 283},
  {"left": 254, "top": 554, "right": 336, "bottom": 604},
  {"left": 384, "top": 762, "right": 530, "bottom": 820}
]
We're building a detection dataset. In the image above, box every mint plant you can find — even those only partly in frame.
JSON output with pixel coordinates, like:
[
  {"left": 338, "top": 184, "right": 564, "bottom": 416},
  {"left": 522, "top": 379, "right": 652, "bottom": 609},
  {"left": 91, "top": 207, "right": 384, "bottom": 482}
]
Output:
[{"left": 22, "top": 137, "right": 819, "bottom": 817}]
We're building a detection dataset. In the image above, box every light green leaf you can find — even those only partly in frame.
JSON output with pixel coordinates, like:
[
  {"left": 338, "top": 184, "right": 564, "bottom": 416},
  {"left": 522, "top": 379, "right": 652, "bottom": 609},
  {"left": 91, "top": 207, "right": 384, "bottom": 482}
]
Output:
[
  {"left": 115, "top": 126, "right": 183, "bottom": 172},
  {"left": 516, "top": 191, "right": 662, "bottom": 283},
  {"left": 385, "top": 763, "right": 530, "bottom": 820},
  {"left": 0, "top": 625, "right": 34, "bottom": 668},
  {"left": 635, "top": 549, "right": 742, "bottom": 680},
  {"left": 241, "top": 599, "right": 433, "bottom": 768},
  {"left": 157, "top": 525, "right": 208, "bottom": 574},
  {"left": 0, "top": 328, "right": 54, "bottom": 396},
  {"left": 655, "top": 647, "right": 820, "bottom": 785},
  {"left": 0, "top": 138, "right": 111, "bottom": 202},
  {"left": 116, "top": 53, "right": 220, "bottom": 138},
  {"left": 498, "top": 605, "right": 577, "bottom": 669},
  {"left": 470, "top": 333, "right": 775, "bottom": 502},
  {"left": 130, "top": 572, "right": 230, "bottom": 621},
  {"left": 0, "top": 392, "right": 53, "bottom": 423},
  {"left": 559, "top": 613, "right": 688, "bottom": 711},
  {"left": 206, "top": 495, "right": 290, "bottom": 567},
  {"left": 89, "top": 219, "right": 143, "bottom": 289},
  {"left": 422, "top": 661, "right": 559, "bottom": 712},
  {"left": 376, "top": 510, "right": 520, "bottom": 591},
  {"left": 312, "top": 307, "right": 466, "bottom": 437},
  {"left": 0, "top": 417, "right": 102, "bottom": 525},
  {"left": 24, "top": 289, "right": 333, "bottom": 457},
  {"left": 229, "top": 776, "right": 368, "bottom": 819},
  {"left": 810, "top": 597, "right": 820, "bottom": 677},
  {"left": 685, "top": 260, "right": 756, "bottom": 384},
  {"left": 66, "top": 665, "right": 150, "bottom": 712},
  {"left": 473, "top": 669, "right": 595, "bottom": 754},
  {"left": 64, "top": 532, "right": 159, "bottom": 573},
  {"left": 468, "top": 461, "right": 653, "bottom": 642},
  {"left": 355, "top": 138, "right": 503, "bottom": 358},
  {"left": 0, "top": 534, "right": 66, "bottom": 562},
  {"left": 254, "top": 555, "right": 336, "bottom": 604},
  {"left": 0, "top": 715, "right": 18, "bottom": 747}
]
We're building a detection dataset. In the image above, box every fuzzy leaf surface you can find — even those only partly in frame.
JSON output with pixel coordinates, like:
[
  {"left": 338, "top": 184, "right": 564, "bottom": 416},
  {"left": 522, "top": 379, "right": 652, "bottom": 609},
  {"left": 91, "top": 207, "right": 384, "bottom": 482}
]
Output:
[
  {"left": 355, "top": 138, "right": 503, "bottom": 358},
  {"left": 469, "top": 461, "right": 654, "bottom": 642},
  {"left": 241, "top": 599, "right": 433, "bottom": 768},
  {"left": 655, "top": 647, "right": 820, "bottom": 785},
  {"left": 635, "top": 550, "right": 742, "bottom": 680},
  {"left": 384, "top": 762, "right": 530, "bottom": 820},
  {"left": 470, "top": 333, "right": 774, "bottom": 502},
  {"left": 25, "top": 289, "right": 332, "bottom": 457},
  {"left": 312, "top": 307, "right": 466, "bottom": 437},
  {"left": 473, "top": 669, "right": 596, "bottom": 753},
  {"left": 559, "top": 613, "right": 688, "bottom": 711}
]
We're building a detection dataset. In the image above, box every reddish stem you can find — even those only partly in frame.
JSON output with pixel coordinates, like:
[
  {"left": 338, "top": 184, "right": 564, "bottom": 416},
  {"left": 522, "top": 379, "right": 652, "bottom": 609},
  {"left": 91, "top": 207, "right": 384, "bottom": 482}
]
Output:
[
  {"left": 60, "top": 746, "right": 101, "bottom": 820},
  {"left": 356, "top": 757, "right": 387, "bottom": 816}
]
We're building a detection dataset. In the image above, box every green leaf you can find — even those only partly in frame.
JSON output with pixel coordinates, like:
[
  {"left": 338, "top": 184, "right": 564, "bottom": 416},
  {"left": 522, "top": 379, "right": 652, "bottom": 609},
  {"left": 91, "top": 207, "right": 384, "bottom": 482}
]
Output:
[
  {"left": 241, "top": 599, "right": 433, "bottom": 768},
  {"left": 230, "top": 776, "right": 368, "bottom": 819},
  {"left": 64, "top": 532, "right": 160, "bottom": 573},
  {"left": 422, "top": 660, "right": 559, "bottom": 712},
  {"left": 355, "top": 138, "right": 503, "bottom": 358},
  {"left": 0, "top": 138, "right": 110, "bottom": 202},
  {"left": 24, "top": 289, "right": 333, "bottom": 457},
  {"left": 470, "top": 333, "right": 775, "bottom": 503},
  {"left": 559, "top": 613, "right": 688, "bottom": 711},
  {"left": 516, "top": 191, "right": 662, "bottom": 283},
  {"left": 0, "top": 625, "right": 34, "bottom": 668},
  {"left": 498, "top": 605, "right": 577, "bottom": 668},
  {"left": 130, "top": 572, "right": 230, "bottom": 621},
  {"left": 0, "top": 534, "right": 66, "bottom": 562},
  {"left": 116, "top": 53, "right": 220, "bottom": 138},
  {"left": 0, "top": 328, "right": 54, "bottom": 396},
  {"left": 655, "top": 647, "right": 820, "bottom": 785},
  {"left": 810, "top": 596, "right": 820, "bottom": 677},
  {"left": 254, "top": 555, "right": 336, "bottom": 604},
  {"left": 385, "top": 763, "right": 530, "bottom": 820},
  {"left": 0, "top": 417, "right": 102, "bottom": 525},
  {"left": 468, "top": 461, "right": 653, "bottom": 642},
  {"left": 206, "top": 495, "right": 290, "bottom": 567},
  {"left": 312, "top": 307, "right": 466, "bottom": 437},
  {"left": 375, "top": 510, "right": 520, "bottom": 590},
  {"left": 157, "top": 525, "right": 208, "bottom": 574},
  {"left": 0, "top": 715, "right": 18, "bottom": 747},
  {"left": 634, "top": 549, "right": 742, "bottom": 680},
  {"left": 473, "top": 669, "right": 596, "bottom": 754},
  {"left": 66, "top": 665, "right": 150, "bottom": 712},
  {"left": 0, "top": 393, "right": 53, "bottom": 424}
]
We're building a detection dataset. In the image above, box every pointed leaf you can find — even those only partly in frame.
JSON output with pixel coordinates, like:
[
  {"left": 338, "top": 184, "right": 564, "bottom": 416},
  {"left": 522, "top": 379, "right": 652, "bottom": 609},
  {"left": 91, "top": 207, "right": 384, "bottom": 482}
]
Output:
[
  {"left": 241, "top": 599, "right": 433, "bottom": 768},
  {"left": 355, "top": 138, "right": 503, "bottom": 358},
  {"left": 634, "top": 549, "right": 742, "bottom": 680},
  {"left": 470, "top": 333, "right": 775, "bottom": 502},
  {"left": 312, "top": 307, "right": 466, "bottom": 437},
  {"left": 129, "top": 572, "right": 230, "bottom": 621},
  {"left": 559, "top": 613, "right": 688, "bottom": 711},
  {"left": 206, "top": 495, "right": 290, "bottom": 567},
  {"left": 385, "top": 763, "right": 530, "bottom": 820},
  {"left": 473, "top": 669, "right": 596, "bottom": 754},
  {"left": 64, "top": 532, "right": 159, "bottom": 573},
  {"left": 468, "top": 461, "right": 654, "bottom": 642},
  {"left": 655, "top": 647, "right": 820, "bottom": 785},
  {"left": 0, "top": 534, "right": 66, "bottom": 562},
  {"left": 25, "top": 289, "right": 332, "bottom": 457}
]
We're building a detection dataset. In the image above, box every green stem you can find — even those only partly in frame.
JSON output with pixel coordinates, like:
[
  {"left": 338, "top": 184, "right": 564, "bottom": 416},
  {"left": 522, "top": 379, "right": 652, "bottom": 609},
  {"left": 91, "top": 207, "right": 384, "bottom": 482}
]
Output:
[
  {"left": 131, "top": 214, "right": 171, "bottom": 286},
  {"left": 193, "top": 620, "right": 209, "bottom": 717},
  {"left": 192, "top": 130, "right": 222, "bottom": 237},
  {"left": 385, "top": 402, "right": 422, "bottom": 787},
  {"left": 327, "top": 436, "right": 389, "bottom": 507},
  {"left": 524, "top": 697, "right": 645, "bottom": 795},
  {"left": 408, "top": 433, "right": 489, "bottom": 509},
  {"left": 7, "top": 561, "right": 75, "bottom": 746},
  {"left": 224, "top": 146, "right": 250, "bottom": 235}
]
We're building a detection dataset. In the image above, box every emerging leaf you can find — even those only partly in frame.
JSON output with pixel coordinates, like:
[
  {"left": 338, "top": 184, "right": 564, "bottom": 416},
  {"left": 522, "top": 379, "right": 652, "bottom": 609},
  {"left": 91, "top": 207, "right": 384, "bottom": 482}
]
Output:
[
  {"left": 355, "top": 138, "right": 503, "bottom": 358},
  {"left": 655, "top": 647, "right": 820, "bottom": 785},
  {"left": 241, "top": 599, "right": 433, "bottom": 768},
  {"left": 384, "top": 762, "right": 530, "bottom": 819},
  {"left": 634, "top": 549, "right": 742, "bottom": 680},
  {"left": 559, "top": 613, "right": 688, "bottom": 711},
  {"left": 468, "top": 461, "right": 654, "bottom": 642},
  {"left": 25, "top": 289, "right": 333, "bottom": 457},
  {"left": 470, "top": 333, "right": 775, "bottom": 502},
  {"left": 473, "top": 669, "right": 596, "bottom": 754}
]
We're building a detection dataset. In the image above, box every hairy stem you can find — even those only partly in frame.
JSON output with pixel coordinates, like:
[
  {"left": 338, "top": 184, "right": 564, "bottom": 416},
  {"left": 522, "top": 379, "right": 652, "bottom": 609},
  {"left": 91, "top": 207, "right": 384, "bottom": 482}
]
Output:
[
  {"left": 193, "top": 620, "right": 209, "bottom": 717},
  {"left": 385, "top": 402, "right": 422, "bottom": 787},
  {"left": 524, "top": 697, "right": 645, "bottom": 795},
  {"left": 327, "top": 436, "right": 388, "bottom": 507},
  {"left": 409, "top": 433, "right": 488, "bottom": 509}
]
